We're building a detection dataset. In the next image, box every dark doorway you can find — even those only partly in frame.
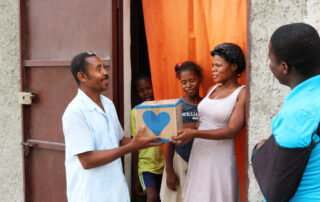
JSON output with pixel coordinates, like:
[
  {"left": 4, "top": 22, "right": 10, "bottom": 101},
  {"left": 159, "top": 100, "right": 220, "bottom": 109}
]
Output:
[
  {"left": 131, "top": 0, "right": 151, "bottom": 108},
  {"left": 130, "top": 0, "right": 150, "bottom": 202}
]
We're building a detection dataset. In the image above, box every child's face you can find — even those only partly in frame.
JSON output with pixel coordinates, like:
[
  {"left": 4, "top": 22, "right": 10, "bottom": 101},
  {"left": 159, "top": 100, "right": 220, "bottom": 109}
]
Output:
[
  {"left": 135, "top": 78, "right": 154, "bottom": 101},
  {"left": 179, "top": 69, "right": 201, "bottom": 97}
]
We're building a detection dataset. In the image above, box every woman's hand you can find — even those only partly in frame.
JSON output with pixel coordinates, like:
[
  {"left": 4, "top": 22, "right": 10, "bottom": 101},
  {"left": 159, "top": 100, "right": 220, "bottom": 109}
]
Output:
[
  {"left": 195, "top": 119, "right": 200, "bottom": 129},
  {"left": 166, "top": 169, "right": 180, "bottom": 191},
  {"left": 172, "top": 128, "right": 196, "bottom": 145}
]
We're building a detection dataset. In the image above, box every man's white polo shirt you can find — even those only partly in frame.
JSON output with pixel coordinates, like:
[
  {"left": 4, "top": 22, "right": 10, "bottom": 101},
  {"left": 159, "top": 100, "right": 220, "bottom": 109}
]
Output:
[{"left": 62, "top": 89, "right": 129, "bottom": 202}]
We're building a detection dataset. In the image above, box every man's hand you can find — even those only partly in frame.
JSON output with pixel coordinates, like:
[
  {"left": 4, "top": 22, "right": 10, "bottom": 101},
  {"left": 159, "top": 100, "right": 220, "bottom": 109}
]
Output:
[
  {"left": 166, "top": 169, "right": 180, "bottom": 191},
  {"left": 130, "top": 126, "right": 162, "bottom": 151},
  {"left": 171, "top": 128, "right": 196, "bottom": 145}
]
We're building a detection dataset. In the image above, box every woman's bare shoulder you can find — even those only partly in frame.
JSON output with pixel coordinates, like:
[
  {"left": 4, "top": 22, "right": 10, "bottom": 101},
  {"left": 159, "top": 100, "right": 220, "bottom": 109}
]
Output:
[
  {"left": 206, "top": 85, "right": 216, "bottom": 94},
  {"left": 237, "top": 86, "right": 246, "bottom": 100}
]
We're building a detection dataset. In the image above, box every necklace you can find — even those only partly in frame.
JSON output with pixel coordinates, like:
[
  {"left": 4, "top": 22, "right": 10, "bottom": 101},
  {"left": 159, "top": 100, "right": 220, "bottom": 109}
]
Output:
[{"left": 213, "top": 95, "right": 219, "bottom": 100}]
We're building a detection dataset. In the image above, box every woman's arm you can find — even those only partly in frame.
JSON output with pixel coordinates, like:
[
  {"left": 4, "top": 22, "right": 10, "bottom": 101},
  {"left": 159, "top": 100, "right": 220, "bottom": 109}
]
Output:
[{"left": 173, "top": 88, "right": 246, "bottom": 144}]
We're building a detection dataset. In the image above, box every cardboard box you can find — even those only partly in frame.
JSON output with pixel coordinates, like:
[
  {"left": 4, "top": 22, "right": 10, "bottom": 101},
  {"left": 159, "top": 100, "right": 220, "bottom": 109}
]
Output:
[{"left": 135, "top": 99, "right": 183, "bottom": 142}]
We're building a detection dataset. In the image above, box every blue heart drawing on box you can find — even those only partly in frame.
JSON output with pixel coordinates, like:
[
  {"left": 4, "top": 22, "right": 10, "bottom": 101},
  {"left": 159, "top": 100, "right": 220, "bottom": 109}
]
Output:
[{"left": 143, "top": 110, "right": 170, "bottom": 136}]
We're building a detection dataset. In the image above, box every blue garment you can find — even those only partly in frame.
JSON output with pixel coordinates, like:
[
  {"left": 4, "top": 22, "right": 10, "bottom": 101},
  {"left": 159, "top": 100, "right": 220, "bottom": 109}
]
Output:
[
  {"left": 175, "top": 98, "right": 198, "bottom": 162},
  {"left": 181, "top": 98, "right": 199, "bottom": 123},
  {"left": 139, "top": 171, "right": 162, "bottom": 191},
  {"left": 62, "top": 89, "right": 129, "bottom": 202},
  {"left": 271, "top": 75, "right": 320, "bottom": 202}
]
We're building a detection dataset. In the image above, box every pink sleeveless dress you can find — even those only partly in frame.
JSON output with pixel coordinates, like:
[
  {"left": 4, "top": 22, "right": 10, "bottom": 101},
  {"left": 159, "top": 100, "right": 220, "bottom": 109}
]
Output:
[{"left": 182, "top": 85, "right": 244, "bottom": 202}]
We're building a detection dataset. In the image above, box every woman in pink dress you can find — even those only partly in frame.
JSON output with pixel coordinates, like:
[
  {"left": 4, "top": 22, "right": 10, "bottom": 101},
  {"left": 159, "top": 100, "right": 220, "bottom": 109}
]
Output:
[{"left": 172, "top": 43, "right": 246, "bottom": 202}]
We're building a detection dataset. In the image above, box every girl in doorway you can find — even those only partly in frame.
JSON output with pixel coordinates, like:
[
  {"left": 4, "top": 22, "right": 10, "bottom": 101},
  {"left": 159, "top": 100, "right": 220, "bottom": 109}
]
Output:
[{"left": 160, "top": 62, "right": 203, "bottom": 202}]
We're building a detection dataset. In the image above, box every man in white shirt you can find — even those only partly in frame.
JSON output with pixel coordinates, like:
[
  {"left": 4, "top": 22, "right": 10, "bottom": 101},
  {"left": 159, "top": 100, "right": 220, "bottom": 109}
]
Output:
[{"left": 62, "top": 52, "right": 161, "bottom": 202}]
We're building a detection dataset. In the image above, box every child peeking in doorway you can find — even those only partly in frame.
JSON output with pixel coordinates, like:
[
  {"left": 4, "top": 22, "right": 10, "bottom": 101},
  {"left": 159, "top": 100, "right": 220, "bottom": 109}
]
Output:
[{"left": 131, "top": 73, "right": 165, "bottom": 202}]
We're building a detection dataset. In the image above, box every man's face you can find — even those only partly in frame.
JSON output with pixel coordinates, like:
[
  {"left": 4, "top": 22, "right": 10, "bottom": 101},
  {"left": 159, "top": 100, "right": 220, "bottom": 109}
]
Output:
[
  {"left": 268, "top": 43, "right": 286, "bottom": 85},
  {"left": 135, "top": 78, "right": 154, "bottom": 101},
  {"left": 82, "top": 56, "right": 109, "bottom": 92}
]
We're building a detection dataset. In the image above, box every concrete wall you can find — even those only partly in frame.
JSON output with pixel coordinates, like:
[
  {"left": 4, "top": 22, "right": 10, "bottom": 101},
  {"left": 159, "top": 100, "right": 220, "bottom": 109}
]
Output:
[
  {"left": 0, "top": 0, "right": 24, "bottom": 201},
  {"left": 248, "top": 0, "right": 320, "bottom": 201},
  {"left": 304, "top": 0, "right": 320, "bottom": 27}
]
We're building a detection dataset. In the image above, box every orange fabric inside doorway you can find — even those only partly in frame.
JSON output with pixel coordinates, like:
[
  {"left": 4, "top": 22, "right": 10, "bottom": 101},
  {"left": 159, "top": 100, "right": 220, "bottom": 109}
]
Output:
[{"left": 142, "top": 0, "right": 247, "bottom": 200}]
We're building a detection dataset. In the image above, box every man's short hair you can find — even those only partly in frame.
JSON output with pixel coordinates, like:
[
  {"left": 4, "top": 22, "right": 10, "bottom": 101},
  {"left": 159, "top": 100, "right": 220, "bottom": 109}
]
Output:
[
  {"left": 70, "top": 51, "right": 96, "bottom": 85},
  {"left": 270, "top": 23, "right": 320, "bottom": 77}
]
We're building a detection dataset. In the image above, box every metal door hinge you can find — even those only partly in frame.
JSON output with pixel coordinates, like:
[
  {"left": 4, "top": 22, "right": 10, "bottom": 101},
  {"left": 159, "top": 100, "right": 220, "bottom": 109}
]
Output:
[{"left": 18, "top": 92, "right": 35, "bottom": 105}]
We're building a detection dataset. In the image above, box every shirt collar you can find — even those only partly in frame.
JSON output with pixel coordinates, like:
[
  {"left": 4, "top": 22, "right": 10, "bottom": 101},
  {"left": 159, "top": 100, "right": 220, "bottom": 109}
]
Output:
[
  {"left": 77, "top": 88, "right": 100, "bottom": 111},
  {"left": 285, "top": 74, "right": 320, "bottom": 103}
]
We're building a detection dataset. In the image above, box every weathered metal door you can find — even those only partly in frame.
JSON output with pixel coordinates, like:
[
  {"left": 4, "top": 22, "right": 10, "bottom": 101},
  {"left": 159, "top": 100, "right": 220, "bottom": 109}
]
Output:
[{"left": 19, "top": 0, "right": 123, "bottom": 201}]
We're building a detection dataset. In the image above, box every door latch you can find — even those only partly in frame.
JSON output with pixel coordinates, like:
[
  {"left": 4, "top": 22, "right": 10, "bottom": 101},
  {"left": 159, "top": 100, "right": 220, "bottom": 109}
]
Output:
[
  {"left": 21, "top": 142, "right": 35, "bottom": 157},
  {"left": 18, "top": 92, "right": 35, "bottom": 105}
]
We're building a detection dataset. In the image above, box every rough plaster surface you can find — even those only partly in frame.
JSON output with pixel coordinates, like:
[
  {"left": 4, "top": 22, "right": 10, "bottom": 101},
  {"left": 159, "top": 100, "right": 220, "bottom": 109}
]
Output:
[
  {"left": 304, "top": 0, "right": 320, "bottom": 29},
  {"left": 248, "top": 0, "right": 308, "bottom": 201},
  {"left": 0, "top": 0, "right": 23, "bottom": 201}
]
